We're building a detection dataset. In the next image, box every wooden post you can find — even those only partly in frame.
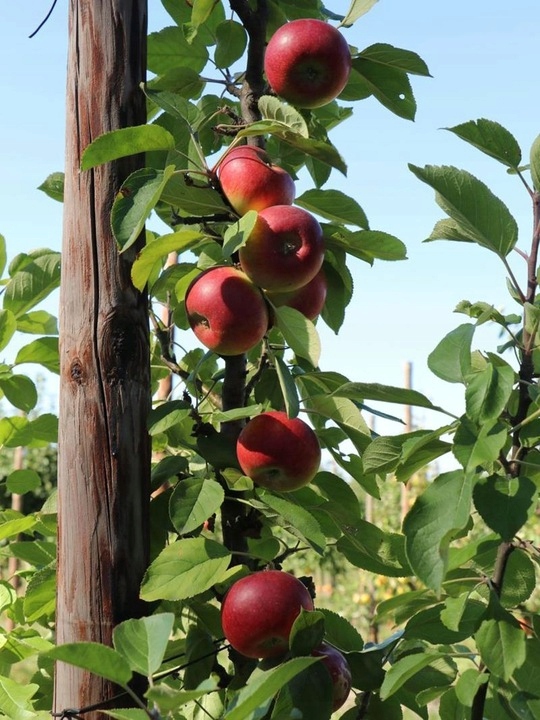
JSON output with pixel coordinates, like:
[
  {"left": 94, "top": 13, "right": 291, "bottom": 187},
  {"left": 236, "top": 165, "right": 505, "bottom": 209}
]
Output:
[{"left": 54, "top": 0, "right": 150, "bottom": 715}]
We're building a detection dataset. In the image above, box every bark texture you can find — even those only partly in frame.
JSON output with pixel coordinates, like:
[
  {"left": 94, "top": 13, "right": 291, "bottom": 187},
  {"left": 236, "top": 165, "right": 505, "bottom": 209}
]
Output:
[{"left": 54, "top": 1, "right": 150, "bottom": 715}]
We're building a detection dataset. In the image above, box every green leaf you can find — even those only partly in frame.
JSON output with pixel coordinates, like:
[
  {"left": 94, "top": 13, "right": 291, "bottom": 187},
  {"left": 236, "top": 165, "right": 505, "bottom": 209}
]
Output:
[
  {"left": 214, "top": 20, "right": 247, "bottom": 68},
  {"left": 465, "top": 362, "right": 515, "bottom": 423},
  {"left": 274, "top": 306, "right": 321, "bottom": 367},
  {"left": 403, "top": 470, "right": 473, "bottom": 592},
  {"left": 452, "top": 417, "right": 508, "bottom": 472},
  {"left": 0, "top": 514, "right": 37, "bottom": 541},
  {"left": 222, "top": 211, "right": 258, "bottom": 258},
  {"left": 169, "top": 477, "right": 225, "bottom": 535},
  {"left": 147, "top": 26, "right": 209, "bottom": 75},
  {"left": 16, "top": 310, "right": 58, "bottom": 335},
  {"left": 46, "top": 642, "right": 132, "bottom": 686},
  {"left": 111, "top": 165, "right": 176, "bottom": 252},
  {"left": 353, "top": 58, "right": 416, "bottom": 120},
  {"left": 380, "top": 652, "right": 445, "bottom": 700},
  {"left": 113, "top": 613, "right": 174, "bottom": 676},
  {"left": 296, "top": 189, "right": 368, "bottom": 227},
  {"left": 0, "top": 675, "right": 39, "bottom": 720},
  {"left": 317, "top": 608, "right": 364, "bottom": 651},
  {"left": 81, "top": 125, "right": 175, "bottom": 170},
  {"left": 333, "top": 381, "right": 449, "bottom": 414},
  {"left": 140, "top": 537, "right": 231, "bottom": 602},
  {"left": 405, "top": 602, "right": 485, "bottom": 644},
  {"left": 148, "top": 66, "right": 204, "bottom": 99},
  {"left": 425, "top": 217, "right": 477, "bottom": 244},
  {"left": 161, "top": 172, "right": 230, "bottom": 215},
  {"left": 258, "top": 95, "right": 309, "bottom": 138},
  {"left": 4, "top": 252, "right": 61, "bottom": 318},
  {"left": 131, "top": 230, "right": 205, "bottom": 291},
  {"left": 23, "top": 564, "right": 56, "bottom": 622},
  {"left": 475, "top": 607, "right": 527, "bottom": 681},
  {"left": 0, "top": 235, "right": 5, "bottom": 278},
  {"left": 271, "top": 661, "right": 333, "bottom": 720},
  {"left": 147, "top": 400, "right": 192, "bottom": 435},
  {"left": 428, "top": 323, "right": 475, "bottom": 384},
  {"left": 237, "top": 122, "right": 347, "bottom": 175},
  {"left": 360, "top": 43, "right": 431, "bottom": 77},
  {"left": 223, "top": 657, "right": 320, "bottom": 720},
  {"left": 6, "top": 469, "right": 41, "bottom": 494},
  {"left": 38, "top": 171, "right": 65, "bottom": 202},
  {"left": 473, "top": 475, "right": 536, "bottom": 541},
  {"left": 256, "top": 491, "right": 326, "bottom": 555},
  {"left": 274, "top": 354, "right": 300, "bottom": 418},
  {"left": 341, "top": 0, "right": 379, "bottom": 26},
  {"left": 14, "top": 337, "right": 59, "bottom": 373},
  {"left": 0, "top": 416, "right": 32, "bottom": 448},
  {"left": 0, "top": 374, "right": 37, "bottom": 412},
  {"left": 0, "top": 310, "right": 17, "bottom": 352},
  {"left": 289, "top": 609, "right": 326, "bottom": 656},
  {"left": 145, "top": 678, "right": 219, "bottom": 714},
  {"left": 338, "top": 521, "right": 411, "bottom": 576},
  {"left": 500, "top": 550, "right": 536, "bottom": 607},
  {"left": 409, "top": 164, "right": 518, "bottom": 257},
  {"left": 530, "top": 133, "right": 540, "bottom": 192},
  {"left": 446, "top": 119, "right": 522, "bottom": 169}
]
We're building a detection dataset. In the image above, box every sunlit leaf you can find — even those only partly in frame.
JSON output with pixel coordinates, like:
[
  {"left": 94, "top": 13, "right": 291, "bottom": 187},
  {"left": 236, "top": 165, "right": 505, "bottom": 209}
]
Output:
[
  {"left": 46, "top": 642, "right": 132, "bottom": 686},
  {"left": 81, "top": 126, "right": 175, "bottom": 170},
  {"left": 113, "top": 613, "right": 174, "bottom": 676},
  {"left": 409, "top": 164, "right": 518, "bottom": 257},
  {"left": 446, "top": 118, "right": 521, "bottom": 169}
]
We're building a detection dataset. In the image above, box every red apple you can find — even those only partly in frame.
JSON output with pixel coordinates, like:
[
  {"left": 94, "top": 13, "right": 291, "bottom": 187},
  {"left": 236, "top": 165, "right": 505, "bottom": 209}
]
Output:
[
  {"left": 216, "top": 145, "right": 295, "bottom": 216},
  {"left": 239, "top": 205, "right": 324, "bottom": 292},
  {"left": 185, "top": 266, "right": 269, "bottom": 356},
  {"left": 312, "top": 642, "right": 352, "bottom": 712},
  {"left": 236, "top": 410, "right": 321, "bottom": 491},
  {"left": 266, "top": 267, "right": 327, "bottom": 321},
  {"left": 264, "top": 19, "right": 352, "bottom": 109},
  {"left": 221, "top": 570, "right": 314, "bottom": 659}
]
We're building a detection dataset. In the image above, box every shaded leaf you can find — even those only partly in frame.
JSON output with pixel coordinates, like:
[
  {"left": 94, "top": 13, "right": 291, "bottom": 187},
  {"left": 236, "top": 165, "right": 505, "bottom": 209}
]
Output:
[
  {"left": 131, "top": 230, "right": 205, "bottom": 291},
  {"left": 465, "top": 362, "right": 515, "bottom": 423},
  {"left": 223, "top": 657, "right": 320, "bottom": 720},
  {"left": 353, "top": 58, "right": 416, "bottom": 120},
  {"left": 530, "top": 133, "right": 540, "bottom": 192},
  {"left": 473, "top": 475, "right": 536, "bottom": 541},
  {"left": 111, "top": 166, "right": 176, "bottom": 252},
  {"left": 214, "top": 20, "right": 247, "bottom": 68},
  {"left": 380, "top": 652, "right": 445, "bottom": 700},
  {"left": 403, "top": 470, "right": 472, "bottom": 592},
  {"left": 14, "top": 337, "right": 59, "bottom": 374}
]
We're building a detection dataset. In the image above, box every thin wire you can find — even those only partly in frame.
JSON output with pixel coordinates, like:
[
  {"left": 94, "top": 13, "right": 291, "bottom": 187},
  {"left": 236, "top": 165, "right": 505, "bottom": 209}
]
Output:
[{"left": 29, "top": 0, "right": 59, "bottom": 38}]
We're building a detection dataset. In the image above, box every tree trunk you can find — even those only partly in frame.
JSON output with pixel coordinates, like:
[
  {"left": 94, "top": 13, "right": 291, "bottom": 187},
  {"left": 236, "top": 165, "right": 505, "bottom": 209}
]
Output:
[{"left": 54, "top": 0, "right": 150, "bottom": 716}]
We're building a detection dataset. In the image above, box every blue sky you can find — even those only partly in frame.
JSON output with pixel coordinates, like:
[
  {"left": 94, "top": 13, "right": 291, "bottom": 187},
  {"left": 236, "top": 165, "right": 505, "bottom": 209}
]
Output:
[{"left": 1, "top": 0, "right": 538, "bottom": 434}]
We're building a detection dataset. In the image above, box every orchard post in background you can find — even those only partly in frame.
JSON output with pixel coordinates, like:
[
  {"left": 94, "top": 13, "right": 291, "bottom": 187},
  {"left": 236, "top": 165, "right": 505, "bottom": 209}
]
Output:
[{"left": 54, "top": 0, "right": 150, "bottom": 713}]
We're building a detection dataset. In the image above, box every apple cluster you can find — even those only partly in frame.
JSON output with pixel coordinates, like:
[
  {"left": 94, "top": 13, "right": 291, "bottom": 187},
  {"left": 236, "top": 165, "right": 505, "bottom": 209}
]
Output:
[
  {"left": 221, "top": 570, "right": 352, "bottom": 712},
  {"left": 184, "top": 19, "right": 352, "bottom": 359}
]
